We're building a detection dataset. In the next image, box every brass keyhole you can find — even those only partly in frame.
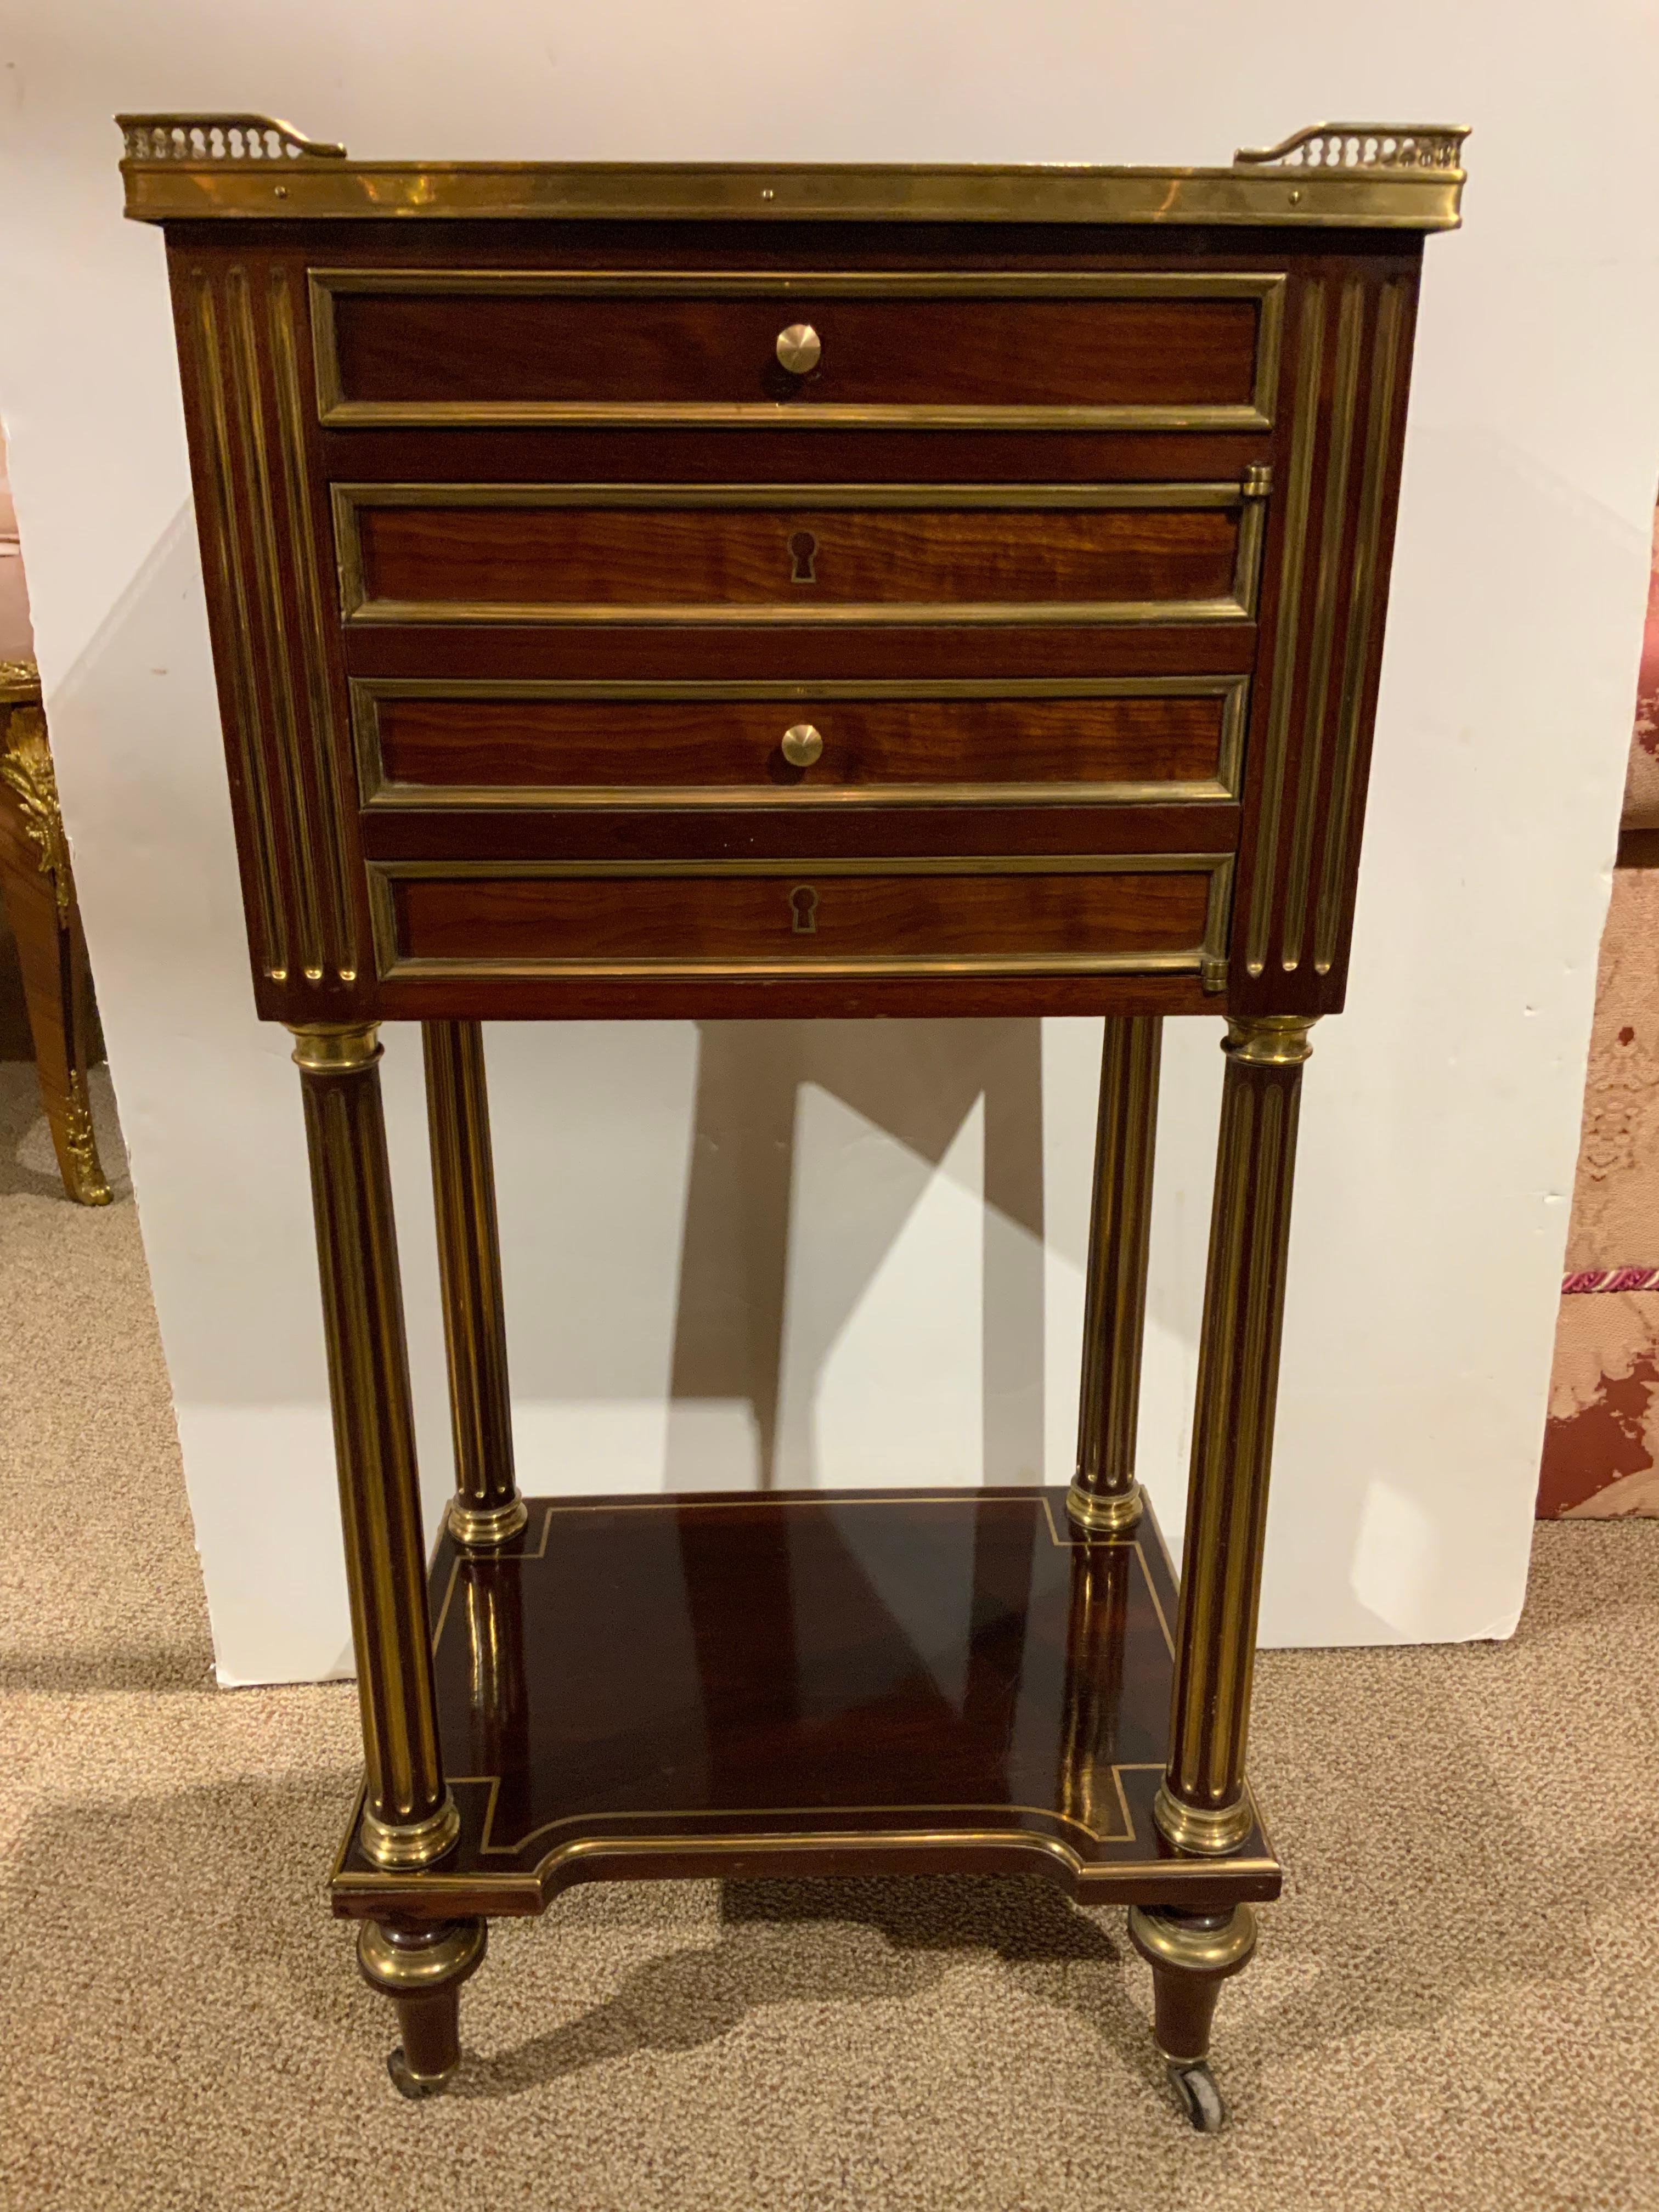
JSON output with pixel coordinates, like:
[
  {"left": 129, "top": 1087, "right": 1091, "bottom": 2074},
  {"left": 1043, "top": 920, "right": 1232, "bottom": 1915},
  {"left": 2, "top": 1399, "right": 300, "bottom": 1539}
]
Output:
[
  {"left": 788, "top": 530, "right": 818, "bottom": 585},
  {"left": 789, "top": 885, "right": 820, "bottom": 934}
]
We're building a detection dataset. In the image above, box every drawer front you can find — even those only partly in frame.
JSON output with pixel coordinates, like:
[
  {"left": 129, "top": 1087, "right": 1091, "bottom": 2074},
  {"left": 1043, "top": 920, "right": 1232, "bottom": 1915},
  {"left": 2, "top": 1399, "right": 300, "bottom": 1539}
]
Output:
[
  {"left": 335, "top": 481, "right": 1267, "bottom": 628},
  {"left": 353, "top": 676, "right": 1249, "bottom": 810},
  {"left": 367, "top": 854, "right": 1233, "bottom": 984},
  {"left": 312, "top": 270, "right": 1286, "bottom": 432}
]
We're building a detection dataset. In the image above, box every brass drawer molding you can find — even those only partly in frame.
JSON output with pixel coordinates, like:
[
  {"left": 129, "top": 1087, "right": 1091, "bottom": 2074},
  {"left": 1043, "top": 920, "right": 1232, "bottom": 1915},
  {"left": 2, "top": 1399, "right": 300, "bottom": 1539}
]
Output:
[
  {"left": 119, "top": 117, "right": 1468, "bottom": 229},
  {"left": 308, "top": 269, "right": 1285, "bottom": 433},
  {"left": 364, "top": 850, "right": 1235, "bottom": 990},
  {"left": 348, "top": 674, "right": 1250, "bottom": 814},
  {"left": 332, "top": 478, "right": 1268, "bottom": 630}
]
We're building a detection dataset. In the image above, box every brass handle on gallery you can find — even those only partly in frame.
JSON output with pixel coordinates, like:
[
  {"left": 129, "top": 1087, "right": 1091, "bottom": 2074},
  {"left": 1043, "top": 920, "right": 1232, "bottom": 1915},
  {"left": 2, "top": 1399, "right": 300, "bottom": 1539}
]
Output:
[
  {"left": 781, "top": 722, "right": 823, "bottom": 769},
  {"left": 776, "top": 322, "right": 822, "bottom": 375}
]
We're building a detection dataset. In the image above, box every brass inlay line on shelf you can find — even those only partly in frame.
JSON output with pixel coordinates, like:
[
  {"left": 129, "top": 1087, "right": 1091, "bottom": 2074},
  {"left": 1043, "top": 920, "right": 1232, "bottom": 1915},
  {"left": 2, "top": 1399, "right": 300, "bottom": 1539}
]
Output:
[
  {"left": 331, "top": 478, "right": 1266, "bottom": 631},
  {"left": 227, "top": 264, "right": 325, "bottom": 983},
  {"left": 189, "top": 271, "right": 287, "bottom": 981},
  {"left": 424, "top": 1490, "right": 1175, "bottom": 1650},
  {"left": 1244, "top": 279, "right": 1325, "bottom": 976},
  {"left": 309, "top": 268, "right": 1286, "bottom": 432},
  {"left": 349, "top": 673, "right": 1251, "bottom": 814},
  {"left": 1314, "top": 278, "right": 1407, "bottom": 975},
  {"left": 268, "top": 264, "right": 360, "bottom": 984},
  {"left": 1280, "top": 275, "right": 1365, "bottom": 972},
  {"left": 364, "top": 850, "right": 1235, "bottom": 989}
]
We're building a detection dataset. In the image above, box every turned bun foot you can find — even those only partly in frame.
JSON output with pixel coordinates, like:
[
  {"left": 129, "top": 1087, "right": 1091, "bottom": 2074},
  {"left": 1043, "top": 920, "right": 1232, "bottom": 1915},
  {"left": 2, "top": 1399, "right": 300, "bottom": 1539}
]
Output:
[{"left": 357, "top": 1917, "right": 487, "bottom": 2099}]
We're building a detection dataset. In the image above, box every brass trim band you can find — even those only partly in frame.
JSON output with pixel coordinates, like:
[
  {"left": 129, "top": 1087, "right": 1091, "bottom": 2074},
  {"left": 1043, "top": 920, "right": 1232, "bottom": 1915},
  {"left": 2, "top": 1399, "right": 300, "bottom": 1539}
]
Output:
[{"left": 119, "top": 136, "right": 1467, "bottom": 230}]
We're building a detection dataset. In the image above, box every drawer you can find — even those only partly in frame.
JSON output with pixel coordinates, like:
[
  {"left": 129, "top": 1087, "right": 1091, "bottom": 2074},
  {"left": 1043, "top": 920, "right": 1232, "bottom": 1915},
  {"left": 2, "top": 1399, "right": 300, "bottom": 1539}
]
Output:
[
  {"left": 334, "top": 480, "right": 1268, "bottom": 628},
  {"left": 352, "top": 676, "right": 1248, "bottom": 809},
  {"left": 311, "top": 270, "right": 1286, "bottom": 432},
  {"left": 366, "top": 853, "right": 1233, "bottom": 985}
]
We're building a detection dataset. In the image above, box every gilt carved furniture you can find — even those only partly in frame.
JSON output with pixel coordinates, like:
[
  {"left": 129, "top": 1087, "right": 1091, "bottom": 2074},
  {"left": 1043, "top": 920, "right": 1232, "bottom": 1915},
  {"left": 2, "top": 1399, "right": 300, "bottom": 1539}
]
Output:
[
  {"left": 0, "top": 659, "right": 112, "bottom": 1205},
  {"left": 121, "top": 115, "right": 1466, "bottom": 2130}
]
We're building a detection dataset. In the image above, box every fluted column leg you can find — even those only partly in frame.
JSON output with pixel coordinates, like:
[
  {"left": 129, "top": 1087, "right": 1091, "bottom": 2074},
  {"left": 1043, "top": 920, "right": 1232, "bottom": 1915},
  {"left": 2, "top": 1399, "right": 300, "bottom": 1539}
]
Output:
[
  {"left": 1068, "top": 1015, "right": 1161, "bottom": 1536},
  {"left": 290, "top": 1021, "right": 458, "bottom": 1871},
  {"left": 1154, "top": 1013, "right": 1315, "bottom": 1855},
  {"left": 422, "top": 1020, "right": 527, "bottom": 1547}
]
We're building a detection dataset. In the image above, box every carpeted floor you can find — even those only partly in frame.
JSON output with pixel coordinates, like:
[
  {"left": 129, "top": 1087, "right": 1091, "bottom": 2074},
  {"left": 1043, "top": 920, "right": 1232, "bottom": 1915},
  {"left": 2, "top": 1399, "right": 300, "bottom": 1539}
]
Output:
[{"left": 3, "top": 1059, "right": 1656, "bottom": 2212}]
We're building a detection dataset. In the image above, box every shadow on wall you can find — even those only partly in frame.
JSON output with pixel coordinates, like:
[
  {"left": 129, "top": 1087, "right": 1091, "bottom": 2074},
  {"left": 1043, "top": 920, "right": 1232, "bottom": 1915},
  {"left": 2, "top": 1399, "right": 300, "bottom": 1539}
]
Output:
[{"left": 664, "top": 1018, "right": 1046, "bottom": 1493}]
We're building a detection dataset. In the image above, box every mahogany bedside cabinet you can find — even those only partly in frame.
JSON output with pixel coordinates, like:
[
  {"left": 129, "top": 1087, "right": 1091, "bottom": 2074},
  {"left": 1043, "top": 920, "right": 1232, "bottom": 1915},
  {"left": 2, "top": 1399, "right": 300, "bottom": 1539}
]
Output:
[{"left": 119, "top": 114, "right": 1465, "bottom": 2130}]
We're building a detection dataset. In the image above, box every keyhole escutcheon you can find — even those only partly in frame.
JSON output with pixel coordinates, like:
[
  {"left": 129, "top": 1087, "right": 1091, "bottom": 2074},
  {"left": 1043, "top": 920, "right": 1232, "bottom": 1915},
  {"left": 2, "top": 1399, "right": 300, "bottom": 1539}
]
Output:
[
  {"left": 789, "top": 885, "right": 820, "bottom": 935},
  {"left": 788, "top": 529, "right": 818, "bottom": 585}
]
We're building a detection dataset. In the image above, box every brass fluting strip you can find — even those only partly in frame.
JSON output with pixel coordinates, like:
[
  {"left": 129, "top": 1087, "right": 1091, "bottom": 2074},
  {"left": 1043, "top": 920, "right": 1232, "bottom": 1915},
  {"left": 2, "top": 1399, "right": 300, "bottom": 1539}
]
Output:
[
  {"left": 290, "top": 1022, "right": 458, "bottom": 1866},
  {"left": 188, "top": 271, "right": 286, "bottom": 981},
  {"left": 268, "top": 264, "right": 360, "bottom": 983},
  {"left": 1068, "top": 1015, "right": 1162, "bottom": 1534},
  {"left": 422, "top": 1021, "right": 527, "bottom": 1545},
  {"left": 1244, "top": 280, "right": 1325, "bottom": 977},
  {"left": 1314, "top": 278, "right": 1408, "bottom": 975},
  {"left": 1280, "top": 275, "right": 1365, "bottom": 971},
  {"left": 1155, "top": 1014, "right": 1314, "bottom": 1854},
  {"left": 227, "top": 264, "right": 324, "bottom": 982}
]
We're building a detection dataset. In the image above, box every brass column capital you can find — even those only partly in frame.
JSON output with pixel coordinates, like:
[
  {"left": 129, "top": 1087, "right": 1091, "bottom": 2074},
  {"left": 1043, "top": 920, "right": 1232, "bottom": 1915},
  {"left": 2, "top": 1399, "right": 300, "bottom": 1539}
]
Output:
[
  {"left": 1223, "top": 1014, "right": 1317, "bottom": 1068},
  {"left": 289, "top": 1019, "right": 381, "bottom": 1073}
]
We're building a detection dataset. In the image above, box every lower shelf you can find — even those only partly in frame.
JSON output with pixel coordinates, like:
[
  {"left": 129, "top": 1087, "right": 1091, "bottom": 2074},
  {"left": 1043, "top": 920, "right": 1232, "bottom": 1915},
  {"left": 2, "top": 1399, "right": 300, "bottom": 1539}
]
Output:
[{"left": 331, "top": 1486, "right": 1281, "bottom": 1918}]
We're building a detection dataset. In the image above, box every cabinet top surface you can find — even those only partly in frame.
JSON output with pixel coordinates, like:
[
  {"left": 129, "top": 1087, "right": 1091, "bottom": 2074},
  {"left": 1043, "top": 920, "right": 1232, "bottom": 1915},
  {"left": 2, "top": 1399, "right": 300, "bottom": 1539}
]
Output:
[{"left": 119, "top": 115, "right": 1469, "bottom": 232}]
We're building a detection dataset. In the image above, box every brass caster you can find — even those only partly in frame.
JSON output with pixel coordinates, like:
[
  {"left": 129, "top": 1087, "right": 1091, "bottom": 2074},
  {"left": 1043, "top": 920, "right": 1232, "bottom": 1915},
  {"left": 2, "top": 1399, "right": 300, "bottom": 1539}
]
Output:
[
  {"left": 387, "top": 2045, "right": 444, "bottom": 2101},
  {"left": 1169, "top": 2059, "right": 1225, "bottom": 2134}
]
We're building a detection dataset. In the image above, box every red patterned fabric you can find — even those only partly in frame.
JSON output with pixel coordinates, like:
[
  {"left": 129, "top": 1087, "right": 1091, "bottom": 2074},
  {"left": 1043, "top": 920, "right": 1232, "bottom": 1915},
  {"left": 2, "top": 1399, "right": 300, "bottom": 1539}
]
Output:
[{"left": 1539, "top": 502, "right": 1659, "bottom": 1515}]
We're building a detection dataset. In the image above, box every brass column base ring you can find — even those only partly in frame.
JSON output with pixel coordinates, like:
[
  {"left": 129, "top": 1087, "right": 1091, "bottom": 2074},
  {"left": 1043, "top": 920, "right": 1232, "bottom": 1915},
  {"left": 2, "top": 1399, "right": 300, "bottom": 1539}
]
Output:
[
  {"left": 359, "top": 1793, "right": 461, "bottom": 1870},
  {"left": 357, "top": 1916, "right": 487, "bottom": 1997},
  {"left": 1152, "top": 1781, "right": 1255, "bottom": 1855},
  {"left": 1065, "top": 1478, "right": 1145, "bottom": 1535},
  {"left": 1126, "top": 1901, "right": 1257, "bottom": 1988},
  {"left": 448, "top": 1494, "right": 530, "bottom": 1548}
]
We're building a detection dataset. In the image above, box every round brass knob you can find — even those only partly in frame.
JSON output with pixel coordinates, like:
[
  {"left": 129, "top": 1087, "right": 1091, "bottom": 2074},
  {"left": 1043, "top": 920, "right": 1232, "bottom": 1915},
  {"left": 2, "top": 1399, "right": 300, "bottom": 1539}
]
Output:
[
  {"left": 781, "top": 722, "right": 823, "bottom": 768},
  {"left": 776, "top": 323, "right": 822, "bottom": 376}
]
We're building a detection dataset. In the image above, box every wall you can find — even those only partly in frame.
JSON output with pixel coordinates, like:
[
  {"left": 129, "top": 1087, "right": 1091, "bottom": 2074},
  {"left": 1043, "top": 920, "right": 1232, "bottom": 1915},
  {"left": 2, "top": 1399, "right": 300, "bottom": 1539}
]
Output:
[{"left": 0, "top": 3, "right": 1654, "bottom": 1683}]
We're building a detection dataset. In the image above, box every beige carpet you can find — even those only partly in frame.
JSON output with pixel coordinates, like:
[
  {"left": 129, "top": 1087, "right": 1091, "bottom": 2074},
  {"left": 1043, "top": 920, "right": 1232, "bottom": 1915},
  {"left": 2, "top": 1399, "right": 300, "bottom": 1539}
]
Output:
[{"left": 2, "top": 1059, "right": 1656, "bottom": 2212}]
